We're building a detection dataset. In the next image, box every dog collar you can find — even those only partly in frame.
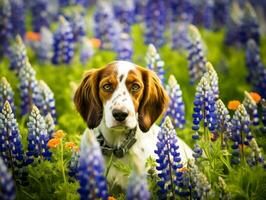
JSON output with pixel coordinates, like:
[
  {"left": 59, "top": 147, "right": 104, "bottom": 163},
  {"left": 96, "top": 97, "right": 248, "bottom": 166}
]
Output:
[{"left": 96, "top": 127, "right": 137, "bottom": 158}]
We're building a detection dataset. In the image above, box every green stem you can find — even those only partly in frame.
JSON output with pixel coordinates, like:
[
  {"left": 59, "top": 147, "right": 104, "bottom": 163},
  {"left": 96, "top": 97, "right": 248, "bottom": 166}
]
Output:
[
  {"left": 105, "top": 153, "right": 113, "bottom": 177},
  {"left": 19, "top": 188, "right": 35, "bottom": 200},
  {"left": 60, "top": 140, "right": 67, "bottom": 184}
]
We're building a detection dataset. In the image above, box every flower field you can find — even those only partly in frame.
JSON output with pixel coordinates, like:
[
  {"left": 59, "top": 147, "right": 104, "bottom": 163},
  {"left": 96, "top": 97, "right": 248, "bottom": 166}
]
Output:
[{"left": 1, "top": 0, "right": 266, "bottom": 199}]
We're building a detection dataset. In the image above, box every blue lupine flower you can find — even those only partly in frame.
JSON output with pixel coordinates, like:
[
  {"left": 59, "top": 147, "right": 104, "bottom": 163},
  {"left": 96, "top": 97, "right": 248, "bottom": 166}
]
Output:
[
  {"left": 192, "top": 76, "right": 217, "bottom": 138},
  {"left": 68, "top": 149, "right": 79, "bottom": 179},
  {"left": 261, "top": 99, "right": 266, "bottom": 133},
  {"left": 218, "top": 176, "right": 231, "bottom": 200},
  {"left": 144, "top": 0, "right": 167, "bottom": 48},
  {"left": 18, "top": 61, "right": 39, "bottom": 115},
  {"left": 26, "top": 106, "right": 51, "bottom": 164},
  {"left": 113, "top": 0, "right": 135, "bottom": 33},
  {"left": 31, "top": 0, "right": 49, "bottom": 32},
  {"left": 77, "top": 130, "right": 108, "bottom": 200},
  {"left": 45, "top": 114, "right": 55, "bottom": 139},
  {"left": 170, "top": 19, "right": 189, "bottom": 50},
  {"left": 165, "top": 75, "right": 186, "bottom": 129},
  {"left": 186, "top": 25, "right": 206, "bottom": 84},
  {"left": 242, "top": 91, "right": 259, "bottom": 126},
  {"left": 203, "top": 0, "right": 214, "bottom": 29},
  {"left": 245, "top": 39, "right": 266, "bottom": 98},
  {"left": 154, "top": 117, "right": 183, "bottom": 199},
  {"left": 52, "top": 16, "right": 74, "bottom": 65},
  {"left": 169, "top": 0, "right": 193, "bottom": 23},
  {"left": 0, "top": 77, "right": 15, "bottom": 113},
  {"left": 213, "top": 0, "right": 229, "bottom": 30},
  {"left": 79, "top": 36, "right": 94, "bottom": 65},
  {"left": 230, "top": 104, "right": 252, "bottom": 164},
  {"left": 0, "top": 157, "right": 16, "bottom": 200},
  {"left": 126, "top": 170, "right": 150, "bottom": 200},
  {"left": 0, "top": 101, "right": 26, "bottom": 180},
  {"left": 9, "top": 35, "right": 28, "bottom": 74},
  {"left": 0, "top": 0, "right": 12, "bottom": 58},
  {"left": 71, "top": 12, "right": 86, "bottom": 42},
  {"left": 10, "top": 0, "right": 25, "bottom": 38},
  {"left": 247, "top": 138, "right": 264, "bottom": 167},
  {"left": 204, "top": 62, "right": 219, "bottom": 100},
  {"left": 215, "top": 99, "right": 232, "bottom": 148},
  {"left": 134, "top": 0, "right": 146, "bottom": 23},
  {"left": 37, "top": 80, "right": 57, "bottom": 124},
  {"left": 37, "top": 27, "right": 53, "bottom": 63},
  {"left": 115, "top": 33, "right": 133, "bottom": 61},
  {"left": 146, "top": 44, "right": 165, "bottom": 84}
]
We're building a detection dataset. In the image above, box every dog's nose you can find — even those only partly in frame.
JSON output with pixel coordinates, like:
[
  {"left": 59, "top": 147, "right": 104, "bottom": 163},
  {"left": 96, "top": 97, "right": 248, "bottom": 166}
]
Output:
[{"left": 112, "top": 108, "right": 128, "bottom": 122}]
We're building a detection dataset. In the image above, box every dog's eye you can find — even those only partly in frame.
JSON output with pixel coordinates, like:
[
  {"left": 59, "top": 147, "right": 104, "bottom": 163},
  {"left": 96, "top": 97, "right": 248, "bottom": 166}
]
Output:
[
  {"left": 103, "top": 84, "right": 113, "bottom": 92},
  {"left": 131, "top": 83, "right": 140, "bottom": 92}
]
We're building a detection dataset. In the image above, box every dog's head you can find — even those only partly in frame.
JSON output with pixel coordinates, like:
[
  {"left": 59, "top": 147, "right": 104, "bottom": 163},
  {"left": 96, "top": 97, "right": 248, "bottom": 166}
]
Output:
[{"left": 74, "top": 61, "right": 169, "bottom": 132}]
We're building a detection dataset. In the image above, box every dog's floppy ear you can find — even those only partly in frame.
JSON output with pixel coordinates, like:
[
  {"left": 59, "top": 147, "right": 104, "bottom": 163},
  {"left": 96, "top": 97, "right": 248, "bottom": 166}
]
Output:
[
  {"left": 138, "top": 67, "right": 169, "bottom": 132},
  {"left": 74, "top": 69, "right": 103, "bottom": 129}
]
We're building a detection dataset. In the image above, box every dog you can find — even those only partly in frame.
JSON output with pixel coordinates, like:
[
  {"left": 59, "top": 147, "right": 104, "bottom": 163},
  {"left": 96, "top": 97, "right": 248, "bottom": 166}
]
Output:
[{"left": 74, "top": 60, "right": 193, "bottom": 188}]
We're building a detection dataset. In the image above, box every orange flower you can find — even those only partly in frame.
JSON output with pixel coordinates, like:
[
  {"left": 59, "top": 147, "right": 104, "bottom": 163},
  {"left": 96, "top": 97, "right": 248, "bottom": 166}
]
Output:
[
  {"left": 227, "top": 100, "right": 241, "bottom": 110},
  {"left": 26, "top": 32, "right": 41, "bottom": 41},
  {"left": 108, "top": 196, "right": 116, "bottom": 200},
  {"left": 65, "top": 142, "right": 76, "bottom": 149},
  {"left": 249, "top": 92, "right": 261, "bottom": 104},
  {"left": 47, "top": 138, "right": 60, "bottom": 148},
  {"left": 53, "top": 130, "right": 65, "bottom": 139},
  {"left": 89, "top": 38, "right": 101, "bottom": 48},
  {"left": 177, "top": 167, "right": 187, "bottom": 172}
]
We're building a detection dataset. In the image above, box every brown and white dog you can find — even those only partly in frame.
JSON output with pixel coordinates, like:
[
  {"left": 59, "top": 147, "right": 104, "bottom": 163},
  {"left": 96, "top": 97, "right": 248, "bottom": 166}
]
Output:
[{"left": 74, "top": 61, "right": 193, "bottom": 188}]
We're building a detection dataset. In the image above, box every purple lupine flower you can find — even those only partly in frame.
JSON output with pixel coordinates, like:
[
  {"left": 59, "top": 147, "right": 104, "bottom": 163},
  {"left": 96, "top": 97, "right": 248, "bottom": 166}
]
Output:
[
  {"left": 165, "top": 75, "right": 186, "bottom": 129},
  {"left": 0, "top": 101, "right": 26, "bottom": 181},
  {"left": 26, "top": 106, "right": 51, "bottom": 165},
  {"left": 134, "top": 0, "right": 146, "bottom": 23},
  {"left": 203, "top": 0, "right": 214, "bottom": 29},
  {"left": 79, "top": 36, "right": 94, "bottom": 65},
  {"left": 261, "top": 99, "right": 266, "bottom": 133},
  {"left": 68, "top": 149, "right": 79, "bottom": 179},
  {"left": 9, "top": 35, "right": 28, "bottom": 74},
  {"left": 170, "top": 19, "right": 189, "bottom": 50},
  {"left": 154, "top": 117, "right": 183, "bottom": 199},
  {"left": 186, "top": 25, "right": 206, "bottom": 84},
  {"left": 247, "top": 138, "right": 264, "bottom": 167},
  {"left": 204, "top": 62, "right": 219, "bottom": 100},
  {"left": 215, "top": 99, "right": 231, "bottom": 148},
  {"left": 52, "top": 16, "right": 74, "bottom": 65},
  {"left": 242, "top": 91, "right": 259, "bottom": 126},
  {"left": 0, "top": 0, "right": 12, "bottom": 58},
  {"left": 146, "top": 44, "right": 165, "bottom": 84},
  {"left": 30, "top": 0, "right": 49, "bottom": 32},
  {"left": 213, "top": 0, "right": 229, "bottom": 30},
  {"left": 77, "top": 130, "right": 108, "bottom": 200},
  {"left": 37, "top": 27, "right": 53, "bottom": 63},
  {"left": 230, "top": 104, "right": 252, "bottom": 164},
  {"left": 0, "top": 77, "right": 15, "bottom": 113},
  {"left": 245, "top": 39, "right": 266, "bottom": 98},
  {"left": 126, "top": 170, "right": 150, "bottom": 200},
  {"left": 70, "top": 12, "right": 86, "bottom": 42},
  {"left": 10, "top": 0, "right": 25, "bottom": 38},
  {"left": 113, "top": 0, "right": 135, "bottom": 33},
  {"left": 115, "top": 33, "right": 133, "bottom": 61},
  {"left": 45, "top": 114, "right": 55, "bottom": 139},
  {"left": 18, "top": 61, "right": 39, "bottom": 115},
  {"left": 0, "top": 157, "right": 16, "bottom": 200},
  {"left": 144, "top": 0, "right": 167, "bottom": 48}
]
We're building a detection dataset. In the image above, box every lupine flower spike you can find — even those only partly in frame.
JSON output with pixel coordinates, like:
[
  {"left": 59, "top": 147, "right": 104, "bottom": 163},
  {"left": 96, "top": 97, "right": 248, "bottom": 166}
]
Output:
[
  {"left": 0, "top": 157, "right": 15, "bottom": 200},
  {"left": 70, "top": 11, "right": 86, "bottom": 42},
  {"left": 146, "top": 44, "right": 165, "bottom": 84},
  {"left": 0, "top": 77, "right": 15, "bottom": 112},
  {"left": 45, "top": 114, "right": 55, "bottom": 139},
  {"left": 26, "top": 106, "right": 51, "bottom": 164},
  {"left": 80, "top": 36, "right": 94, "bottom": 65},
  {"left": 165, "top": 75, "right": 186, "bottom": 129},
  {"left": 247, "top": 138, "right": 264, "bottom": 167},
  {"left": 52, "top": 16, "right": 74, "bottom": 65},
  {"left": 204, "top": 62, "right": 219, "bottom": 100},
  {"left": 37, "top": 27, "right": 53, "bottom": 63},
  {"left": 77, "top": 130, "right": 108, "bottom": 200},
  {"left": 261, "top": 99, "right": 266, "bottom": 133},
  {"left": 9, "top": 35, "right": 28, "bottom": 74},
  {"left": 68, "top": 148, "right": 79, "bottom": 179},
  {"left": 215, "top": 99, "right": 232, "bottom": 148},
  {"left": 186, "top": 25, "right": 206, "bottom": 84},
  {"left": 115, "top": 33, "right": 133, "bottom": 61},
  {"left": 230, "top": 104, "right": 252, "bottom": 164},
  {"left": 154, "top": 117, "right": 183, "bottom": 199},
  {"left": 0, "top": 101, "right": 27, "bottom": 181},
  {"left": 242, "top": 91, "right": 259, "bottom": 126},
  {"left": 10, "top": 0, "right": 25, "bottom": 38},
  {"left": 31, "top": 0, "right": 49, "bottom": 32}
]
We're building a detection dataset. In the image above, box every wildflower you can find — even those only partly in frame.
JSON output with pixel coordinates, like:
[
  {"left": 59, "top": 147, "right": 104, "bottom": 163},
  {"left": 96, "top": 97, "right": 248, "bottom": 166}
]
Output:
[
  {"left": 108, "top": 197, "right": 116, "bottom": 200},
  {"left": 228, "top": 100, "right": 241, "bottom": 110},
  {"left": 146, "top": 44, "right": 165, "bottom": 84},
  {"left": 25, "top": 32, "right": 41, "bottom": 41},
  {"left": 68, "top": 148, "right": 79, "bottom": 178},
  {"left": 0, "top": 101, "right": 27, "bottom": 181},
  {"left": 243, "top": 91, "right": 259, "bottom": 126},
  {"left": 261, "top": 99, "right": 266, "bottom": 132},
  {"left": 0, "top": 77, "right": 15, "bottom": 112},
  {"left": 0, "top": 157, "right": 16, "bottom": 200},
  {"left": 45, "top": 114, "right": 55, "bottom": 139},
  {"left": 52, "top": 16, "right": 74, "bottom": 65},
  {"left": 26, "top": 106, "right": 51, "bottom": 164},
  {"left": 53, "top": 130, "right": 65, "bottom": 139},
  {"left": 247, "top": 138, "right": 264, "bottom": 167},
  {"left": 154, "top": 117, "right": 183, "bottom": 199},
  {"left": 80, "top": 36, "right": 94, "bottom": 65},
  {"left": 249, "top": 92, "right": 261, "bottom": 103},
  {"left": 37, "top": 27, "right": 53, "bottom": 63},
  {"left": 186, "top": 25, "right": 206, "bottom": 84},
  {"left": 90, "top": 38, "right": 101, "bottom": 48},
  {"left": 10, "top": 0, "right": 25, "bottom": 38},
  {"left": 47, "top": 138, "right": 60, "bottom": 148},
  {"left": 18, "top": 61, "right": 39, "bottom": 115},
  {"left": 70, "top": 11, "right": 86, "bottom": 42},
  {"left": 9, "top": 35, "right": 28, "bottom": 74},
  {"left": 77, "top": 130, "right": 108, "bottom": 200},
  {"left": 218, "top": 176, "right": 231, "bottom": 199},
  {"left": 203, "top": 0, "right": 214, "bottom": 29},
  {"left": 30, "top": 0, "right": 49, "bottom": 32},
  {"left": 144, "top": 0, "right": 166, "bottom": 47},
  {"left": 164, "top": 75, "right": 186, "bottom": 129},
  {"left": 204, "top": 62, "right": 219, "bottom": 100},
  {"left": 65, "top": 142, "right": 76, "bottom": 150},
  {"left": 115, "top": 33, "right": 133, "bottom": 61},
  {"left": 215, "top": 99, "right": 232, "bottom": 148}
]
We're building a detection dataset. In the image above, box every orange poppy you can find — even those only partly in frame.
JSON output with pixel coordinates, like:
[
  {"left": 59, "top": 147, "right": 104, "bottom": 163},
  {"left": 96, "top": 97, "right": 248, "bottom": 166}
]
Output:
[
  {"left": 65, "top": 142, "right": 76, "bottom": 149},
  {"left": 227, "top": 100, "right": 241, "bottom": 110},
  {"left": 249, "top": 92, "right": 261, "bottom": 104},
  {"left": 26, "top": 32, "right": 41, "bottom": 41},
  {"left": 53, "top": 130, "right": 65, "bottom": 139},
  {"left": 47, "top": 138, "right": 60, "bottom": 148}
]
